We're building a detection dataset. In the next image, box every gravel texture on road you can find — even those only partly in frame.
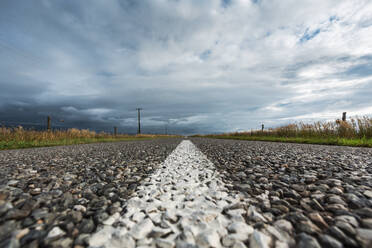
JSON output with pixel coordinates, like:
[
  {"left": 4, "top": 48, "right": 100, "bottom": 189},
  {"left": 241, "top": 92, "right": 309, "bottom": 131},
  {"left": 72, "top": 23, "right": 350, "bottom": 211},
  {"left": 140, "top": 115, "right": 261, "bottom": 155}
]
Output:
[
  {"left": 2, "top": 137, "right": 372, "bottom": 248},
  {"left": 0, "top": 139, "right": 181, "bottom": 248},
  {"left": 191, "top": 138, "right": 372, "bottom": 248},
  {"left": 89, "top": 140, "right": 252, "bottom": 248}
]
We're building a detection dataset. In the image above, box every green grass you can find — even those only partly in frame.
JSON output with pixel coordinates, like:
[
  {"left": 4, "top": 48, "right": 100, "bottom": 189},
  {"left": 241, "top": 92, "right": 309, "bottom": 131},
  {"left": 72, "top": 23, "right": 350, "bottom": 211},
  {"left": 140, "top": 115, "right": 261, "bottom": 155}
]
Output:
[
  {"left": 0, "top": 136, "right": 167, "bottom": 150},
  {"left": 199, "top": 135, "right": 372, "bottom": 148}
]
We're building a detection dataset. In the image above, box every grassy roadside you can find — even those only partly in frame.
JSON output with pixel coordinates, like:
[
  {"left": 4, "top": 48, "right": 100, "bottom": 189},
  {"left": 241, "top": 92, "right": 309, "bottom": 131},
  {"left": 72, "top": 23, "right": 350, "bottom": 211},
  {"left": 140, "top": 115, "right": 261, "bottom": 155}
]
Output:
[
  {"left": 197, "top": 135, "right": 372, "bottom": 148},
  {"left": 194, "top": 117, "right": 372, "bottom": 148},
  {"left": 0, "top": 127, "right": 179, "bottom": 150},
  {"left": 0, "top": 136, "right": 168, "bottom": 150}
]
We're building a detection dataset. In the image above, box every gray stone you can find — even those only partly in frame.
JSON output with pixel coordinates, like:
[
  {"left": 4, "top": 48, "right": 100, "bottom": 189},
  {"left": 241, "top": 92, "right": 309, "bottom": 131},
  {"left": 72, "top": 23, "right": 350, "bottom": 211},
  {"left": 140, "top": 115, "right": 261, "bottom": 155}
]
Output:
[
  {"left": 0, "top": 237, "right": 20, "bottom": 248},
  {"left": 308, "top": 212, "right": 328, "bottom": 229},
  {"left": 361, "top": 218, "right": 372, "bottom": 229},
  {"left": 222, "top": 235, "right": 236, "bottom": 247},
  {"left": 363, "top": 190, "right": 372, "bottom": 199},
  {"left": 335, "top": 221, "right": 356, "bottom": 236},
  {"left": 130, "top": 218, "right": 154, "bottom": 240},
  {"left": 47, "top": 226, "right": 66, "bottom": 239},
  {"left": 227, "top": 222, "right": 253, "bottom": 235},
  {"left": 266, "top": 225, "right": 294, "bottom": 245},
  {"left": 164, "top": 209, "right": 178, "bottom": 223},
  {"left": 274, "top": 219, "right": 293, "bottom": 233},
  {"left": 74, "top": 205, "right": 87, "bottom": 213},
  {"left": 102, "top": 212, "right": 120, "bottom": 226},
  {"left": 248, "top": 206, "right": 267, "bottom": 222},
  {"left": 275, "top": 241, "right": 289, "bottom": 248},
  {"left": 94, "top": 211, "right": 109, "bottom": 224},
  {"left": 344, "top": 193, "right": 364, "bottom": 208},
  {"left": 177, "top": 228, "right": 195, "bottom": 244},
  {"left": 70, "top": 211, "right": 83, "bottom": 223},
  {"left": 5, "top": 209, "right": 30, "bottom": 220},
  {"left": 236, "top": 184, "right": 251, "bottom": 192},
  {"left": 232, "top": 241, "right": 247, "bottom": 248},
  {"left": 297, "top": 220, "right": 321, "bottom": 234},
  {"left": 236, "top": 172, "right": 247, "bottom": 178},
  {"left": 7, "top": 180, "right": 19, "bottom": 187},
  {"left": 80, "top": 218, "right": 95, "bottom": 233},
  {"left": 120, "top": 233, "right": 136, "bottom": 248},
  {"left": 50, "top": 238, "right": 73, "bottom": 248},
  {"left": 135, "top": 237, "right": 153, "bottom": 246},
  {"left": 334, "top": 215, "right": 359, "bottom": 227},
  {"left": 155, "top": 238, "right": 175, "bottom": 248},
  {"left": 249, "top": 230, "right": 272, "bottom": 248},
  {"left": 311, "top": 199, "right": 325, "bottom": 211},
  {"left": 297, "top": 233, "right": 321, "bottom": 248},
  {"left": 75, "top": 233, "right": 91, "bottom": 246},
  {"left": 175, "top": 240, "right": 197, "bottom": 248},
  {"left": 319, "top": 234, "right": 343, "bottom": 248},
  {"left": 0, "top": 201, "right": 13, "bottom": 216},
  {"left": 356, "top": 228, "right": 372, "bottom": 248},
  {"left": 329, "top": 226, "right": 358, "bottom": 247},
  {"left": 31, "top": 209, "right": 49, "bottom": 220},
  {"left": 328, "top": 195, "right": 346, "bottom": 205},
  {"left": 132, "top": 211, "right": 146, "bottom": 223},
  {"left": 149, "top": 227, "right": 172, "bottom": 239},
  {"left": 15, "top": 228, "right": 29, "bottom": 240},
  {"left": 329, "top": 187, "right": 343, "bottom": 195},
  {"left": 195, "top": 230, "right": 221, "bottom": 248},
  {"left": 226, "top": 209, "right": 246, "bottom": 222},
  {"left": 327, "top": 179, "right": 342, "bottom": 187},
  {"left": 355, "top": 208, "right": 372, "bottom": 218}
]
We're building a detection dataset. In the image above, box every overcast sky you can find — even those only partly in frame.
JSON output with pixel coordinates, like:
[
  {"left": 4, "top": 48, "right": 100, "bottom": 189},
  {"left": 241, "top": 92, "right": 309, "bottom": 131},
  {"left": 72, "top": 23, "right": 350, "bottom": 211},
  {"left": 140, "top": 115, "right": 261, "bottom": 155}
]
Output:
[{"left": 1, "top": 0, "right": 371, "bottom": 134}]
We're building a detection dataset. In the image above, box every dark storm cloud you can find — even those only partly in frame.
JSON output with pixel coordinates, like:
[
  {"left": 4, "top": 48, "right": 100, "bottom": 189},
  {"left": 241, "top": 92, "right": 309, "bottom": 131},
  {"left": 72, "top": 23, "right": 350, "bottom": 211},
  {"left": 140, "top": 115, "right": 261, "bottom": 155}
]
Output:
[{"left": 1, "top": 0, "right": 372, "bottom": 134}]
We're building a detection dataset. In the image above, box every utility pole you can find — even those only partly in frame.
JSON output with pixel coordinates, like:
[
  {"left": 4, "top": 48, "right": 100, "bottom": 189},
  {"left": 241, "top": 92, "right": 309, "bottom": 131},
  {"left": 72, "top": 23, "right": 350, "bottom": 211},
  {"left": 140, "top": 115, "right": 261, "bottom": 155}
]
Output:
[
  {"left": 261, "top": 123, "right": 264, "bottom": 132},
  {"left": 164, "top": 120, "right": 170, "bottom": 135},
  {"left": 164, "top": 124, "right": 168, "bottom": 135},
  {"left": 136, "top": 108, "right": 142, "bottom": 134}
]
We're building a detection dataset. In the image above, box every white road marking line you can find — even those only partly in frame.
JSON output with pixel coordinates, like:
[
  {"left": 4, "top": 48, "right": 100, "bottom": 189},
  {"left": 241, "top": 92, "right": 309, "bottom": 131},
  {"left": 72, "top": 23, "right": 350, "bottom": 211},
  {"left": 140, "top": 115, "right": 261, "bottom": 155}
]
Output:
[{"left": 89, "top": 140, "right": 252, "bottom": 248}]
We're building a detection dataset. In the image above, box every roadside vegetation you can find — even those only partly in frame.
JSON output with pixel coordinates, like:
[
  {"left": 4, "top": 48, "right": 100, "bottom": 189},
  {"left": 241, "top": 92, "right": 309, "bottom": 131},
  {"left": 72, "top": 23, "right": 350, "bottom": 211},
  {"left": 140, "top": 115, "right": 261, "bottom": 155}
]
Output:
[
  {"left": 0, "top": 127, "right": 176, "bottom": 150},
  {"left": 195, "top": 117, "right": 372, "bottom": 148}
]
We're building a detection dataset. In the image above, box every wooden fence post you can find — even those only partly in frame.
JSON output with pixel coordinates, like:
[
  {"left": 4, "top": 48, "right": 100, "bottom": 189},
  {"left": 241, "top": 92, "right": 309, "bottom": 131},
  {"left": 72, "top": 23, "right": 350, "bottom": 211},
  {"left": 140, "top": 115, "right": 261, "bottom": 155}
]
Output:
[
  {"left": 47, "top": 116, "right": 51, "bottom": 131},
  {"left": 342, "top": 112, "right": 346, "bottom": 121}
]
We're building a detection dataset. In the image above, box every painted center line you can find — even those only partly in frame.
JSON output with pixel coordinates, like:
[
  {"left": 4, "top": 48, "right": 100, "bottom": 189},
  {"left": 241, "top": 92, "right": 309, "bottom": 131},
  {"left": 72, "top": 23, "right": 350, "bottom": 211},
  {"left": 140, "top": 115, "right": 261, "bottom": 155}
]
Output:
[{"left": 89, "top": 140, "right": 264, "bottom": 248}]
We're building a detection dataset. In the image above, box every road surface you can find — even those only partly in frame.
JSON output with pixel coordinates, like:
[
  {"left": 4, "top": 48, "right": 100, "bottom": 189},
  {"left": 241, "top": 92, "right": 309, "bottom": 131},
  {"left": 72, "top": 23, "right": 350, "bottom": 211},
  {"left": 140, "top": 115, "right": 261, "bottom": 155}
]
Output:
[{"left": 1, "top": 138, "right": 372, "bottom": 247}]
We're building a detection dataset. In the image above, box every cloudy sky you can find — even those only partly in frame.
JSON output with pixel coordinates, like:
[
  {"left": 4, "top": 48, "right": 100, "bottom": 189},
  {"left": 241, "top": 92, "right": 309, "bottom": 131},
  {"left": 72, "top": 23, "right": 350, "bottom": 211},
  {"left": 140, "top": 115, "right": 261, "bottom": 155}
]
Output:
[{"left": 1, "top": 0, "right": 371, "bottom": 134}]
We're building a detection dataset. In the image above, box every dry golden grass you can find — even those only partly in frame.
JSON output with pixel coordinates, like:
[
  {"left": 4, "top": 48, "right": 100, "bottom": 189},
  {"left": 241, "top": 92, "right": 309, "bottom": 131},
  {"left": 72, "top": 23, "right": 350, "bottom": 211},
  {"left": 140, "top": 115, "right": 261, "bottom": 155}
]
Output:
[
  {"left": 196, "top": 117, "right": 372, "bottom": 147},
  {"left": 0, "top": 126, "right": 176, "bottom": 149},
  {"left": 224, "top": 117, "right": 372, "bottom": 139}
]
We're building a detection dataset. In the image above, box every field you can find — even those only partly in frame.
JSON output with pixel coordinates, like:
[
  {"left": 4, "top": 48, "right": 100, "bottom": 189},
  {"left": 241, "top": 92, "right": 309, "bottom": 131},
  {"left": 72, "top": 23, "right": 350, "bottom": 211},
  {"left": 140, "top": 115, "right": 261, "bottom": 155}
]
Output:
[
  {"left": 0, "top": 127, "right": 175, "bottom": 150},
  {"left": 196, "top": 117, "right": 372, "bottom": 147}
]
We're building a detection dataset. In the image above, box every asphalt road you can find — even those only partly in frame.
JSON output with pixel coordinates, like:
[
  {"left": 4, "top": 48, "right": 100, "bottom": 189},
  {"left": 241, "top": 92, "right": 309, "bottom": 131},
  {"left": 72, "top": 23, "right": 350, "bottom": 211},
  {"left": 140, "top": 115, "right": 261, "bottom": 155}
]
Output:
[
  {"left": 1, "top": 138, "right": 372, "bottom": 248},
  {"left": 0, "top": 139, "right": 181, "bottom": 248},
  {"left": 191, "top": 138, "right": 372, "bottom": 248}
]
